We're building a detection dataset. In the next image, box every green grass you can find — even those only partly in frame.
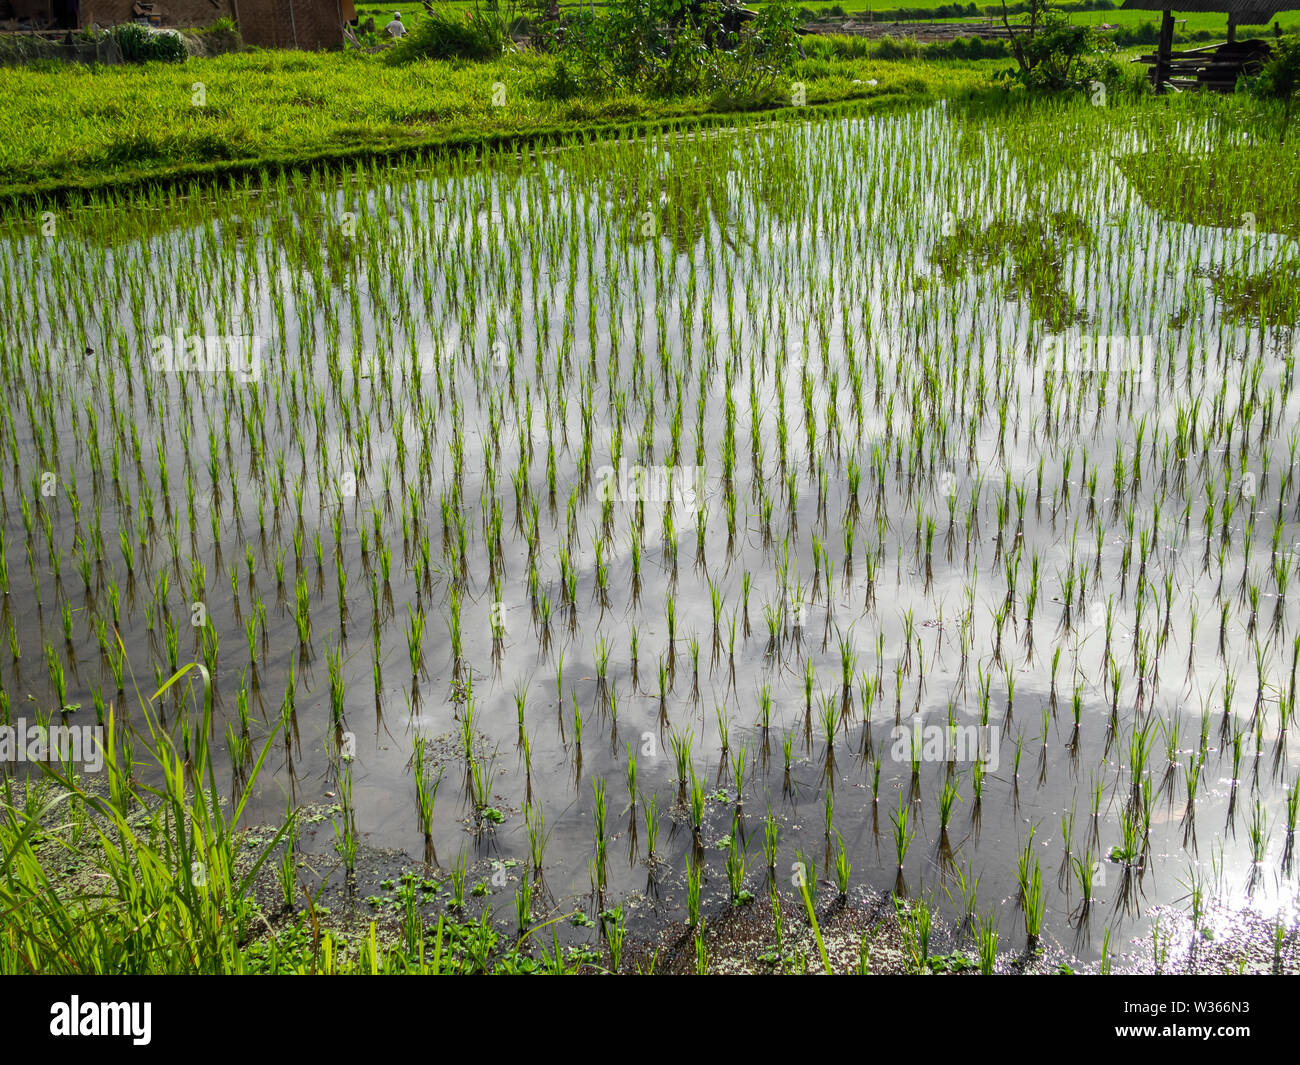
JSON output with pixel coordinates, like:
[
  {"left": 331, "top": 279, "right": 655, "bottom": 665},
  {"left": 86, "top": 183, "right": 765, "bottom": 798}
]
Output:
[
  {"left": 0, "top": 662, "right": 293, "bottom": 973},
  {"left": 363, "top": 0, "right": 1300, "bottom": 28},
  {"left": 16, "top": 0, "right": 1285, "bottom": 201},
  {"left": 0, "top": 47, "right": 996, "bottom": 200}
]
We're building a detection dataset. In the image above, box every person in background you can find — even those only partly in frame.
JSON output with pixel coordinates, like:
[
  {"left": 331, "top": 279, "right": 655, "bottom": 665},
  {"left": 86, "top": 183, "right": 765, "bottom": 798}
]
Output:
[{"left": 385, "top": 11, "right": 406, "bottom": 36}]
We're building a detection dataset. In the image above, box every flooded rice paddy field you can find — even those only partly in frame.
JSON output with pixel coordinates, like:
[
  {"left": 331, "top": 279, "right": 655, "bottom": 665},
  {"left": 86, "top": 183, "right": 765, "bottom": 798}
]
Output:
[{"left": 3, "top": 99, "right": 1299, "bottom": 970}]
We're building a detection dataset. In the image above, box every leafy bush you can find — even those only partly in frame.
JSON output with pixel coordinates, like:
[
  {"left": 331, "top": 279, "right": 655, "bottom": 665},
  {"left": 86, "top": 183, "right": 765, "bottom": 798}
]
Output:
[
  {"left": 710, "top": 0, "right": 803, "bottom": 101},
  {"left": 542, "top": 0, "right": 802, "bottom": 100},
  {"left": 385, "top": 5, "right": 510, "bottom": 62},
  {"left": 806, "top": 32, "right": 1011, "bottom": 62},
  {"left": 111, "top": 23, "right": 188, "bottom": 64},
  {"left": 1110, "top": 21, "right": 1160, "bottom": 48},
  {"left": 997, "top": 2, "right": 1106, "bottom": 92},
  {"left": 802, "top": 34, "right": 866, "bottom": 59},
  {"left": 1248, "top": 34, "right": 1300, "bottom": 140},
  {"left": 929, "top": 34, "right": 1011, "bottom": 59},
  {"left": 870, "top": 35, "right": 924, "bottom": 60}
]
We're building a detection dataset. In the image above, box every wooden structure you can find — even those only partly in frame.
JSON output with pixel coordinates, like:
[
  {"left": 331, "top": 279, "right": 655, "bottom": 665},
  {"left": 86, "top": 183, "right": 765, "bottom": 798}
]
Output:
[
  {"left": 1, "top": 0, "right": 347, "bottom": 48},
  {"left": 1121, "top": 0, "right": 1296, "bottom": 91}
]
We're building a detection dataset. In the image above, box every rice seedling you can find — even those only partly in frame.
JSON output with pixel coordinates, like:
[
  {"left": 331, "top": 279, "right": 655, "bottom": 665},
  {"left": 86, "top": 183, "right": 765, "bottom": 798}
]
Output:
[
  {"left": 731, "top": 742, "right": 748, "bottom": 806},
  {"left": 1250, "top": 801, "right": 1269, "bottom": 864},
  {"left": 795, "top": 865, "right": 832, "bottom": 976},
  {"left": 894, "top": 894, "right": 933, "bottom": 974},
  {"left": 333, "top": 763, "right": 358, "bottom": 881},
  {"left": 469, "top": 751, "right": 504, "bottom": 827},
  {"left": 1179, "top": 863, "right": 1207, "bottom": 933},
  {"left": 725, "top": 817, "right": 751, "bottom": 904},
  {"left": 1286, "top": 778, "right": 1299, "bottom": 853},
  {"left": 976, "top": 912, "right": 999, "bottom": 976},
  {"left": 277, "top": 806, "right": 298, "bottom": 911},
  {"left": 643, "top": 793, "right": 660, "bottom": 860},
  {"left": 670, "top": 728, "right": 693, "bottom": 788},
  {"left": 834, "top": 834, "right": 851, "bottom": 899},
  {"left": 818, "top": 691, "right": 838, "bottom": 756},
  {"left": 686, "top": 857, "right": 702, "bottom": 928},
  {"left": 939, "top": 778, "right": 959, "bottom": 836},
  {"left": 625, "top": 743, "right": 638, "bottom": 811},
  {"left": 448, "top": 850, "right": 468, "bottom": 911},
  {"left": 593, "top": 776, "right": 608, "bottom": 888},
  {"left": 413, "top": 739, "right": 442, "bottom": 845},
  {"left": 892, "top": 792, "right": 915, "bottom": 872},
  {"left": 525, "top": 801, "right": 546, "bottom": 872},
  {"left": 688, "top": 768, "right": 707, "bottom": 839},
  {"left": 603, "top": 906, "right": 627, "bottom": 972},
  {"left": 694, "top": 923, "right": 708, "bottom": 975}
]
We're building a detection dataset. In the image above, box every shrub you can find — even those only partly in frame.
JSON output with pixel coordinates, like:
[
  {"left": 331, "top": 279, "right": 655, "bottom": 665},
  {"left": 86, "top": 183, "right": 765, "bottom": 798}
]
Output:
[
  {"left": 111, "top": 23, "right": 188, "bottom": 63},
  {"left": 711, "top": 0, "right": 804, "bottom": 98},
  {"left": 930, "top": 34, "right": 1012, "bottom": 59},
  {"left": 541, "top": 0, "right": 803, "bottom": 101},
  {"left": 385, "top": 5, "right": 510, "bottom": 62},
  {"left": 871, "top": 35, "right": 924, "bottom": 60},
  {"left": 998, "top": 2, "right": 1104, "bottom": 92},
  {"left": 1248, "top": 34, "right": 1300, "bottom": 140},
  {"left": 1110, "top": 21, "right": 1160, "bottom": 48}
]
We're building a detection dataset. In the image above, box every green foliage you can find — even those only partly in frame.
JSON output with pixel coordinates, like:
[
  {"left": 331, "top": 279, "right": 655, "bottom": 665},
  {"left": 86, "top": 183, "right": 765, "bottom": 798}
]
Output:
[
  {"left": 0, "top": 45, "right": 995, "bottom": 194},
  {"left": 1111, "top": 20, "right": 1160, "bottom": 47},
  {"left": 831, "top": 32, "right": 1010, "bottom": 60},
  {"left": 0, "top": 664, "right": 291, "bottom": 973},
  {"left": 1254, "top": 28, "right": 1300, "bottom": 101},
  {"left": 386, "top": 4, "right": 511, "bottom": 62},
  {"left": 542, "top": 0, "right": 802, "bottom": 101},
  {"left": 930, "top": 208, "right": 1094, "bottom": 329},
  {"left": 111, "top": 24, "right": 189, "bottom": 64},
  {"left": 708, "top": 0, "right": 804, "bottom": 107},
  {"left": 1249, "top": 34, "right": 1300, "bottom": 141},
  {"left": 997, "top": 1, "right": 1106, "bottom": 92}
]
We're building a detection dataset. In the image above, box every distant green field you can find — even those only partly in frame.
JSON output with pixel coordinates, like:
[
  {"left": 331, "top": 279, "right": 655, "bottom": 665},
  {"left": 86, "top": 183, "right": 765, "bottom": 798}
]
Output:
[{"left": 352, "top": 1, "right": 1300, "bottom": 39}]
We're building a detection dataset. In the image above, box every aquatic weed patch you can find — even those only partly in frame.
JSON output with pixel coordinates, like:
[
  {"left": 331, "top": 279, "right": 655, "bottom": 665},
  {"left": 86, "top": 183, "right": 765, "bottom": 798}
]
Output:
[{"left": 929, "top": 208, "right": 1095, "bottom": 329}]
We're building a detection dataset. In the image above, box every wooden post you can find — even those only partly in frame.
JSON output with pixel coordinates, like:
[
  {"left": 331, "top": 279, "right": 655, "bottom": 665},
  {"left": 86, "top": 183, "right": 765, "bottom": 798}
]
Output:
[
  {"left": 1155, "top": 9, "right": 1175, "bottom": 93},
  {"left": 1227, "top": 11, "right": 1237, "bottom": 42}
]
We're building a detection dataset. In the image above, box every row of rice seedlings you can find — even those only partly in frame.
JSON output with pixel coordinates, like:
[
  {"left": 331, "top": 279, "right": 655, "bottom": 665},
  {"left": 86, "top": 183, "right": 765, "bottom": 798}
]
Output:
[{"left": 2, "top": 99, "right": 1296, "bottom": 956}]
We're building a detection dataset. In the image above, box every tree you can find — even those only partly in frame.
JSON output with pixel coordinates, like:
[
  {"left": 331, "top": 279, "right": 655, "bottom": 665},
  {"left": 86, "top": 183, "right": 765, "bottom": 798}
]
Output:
[{"left": 1000, "top": 0, "right": 1098, "bottom": 91}]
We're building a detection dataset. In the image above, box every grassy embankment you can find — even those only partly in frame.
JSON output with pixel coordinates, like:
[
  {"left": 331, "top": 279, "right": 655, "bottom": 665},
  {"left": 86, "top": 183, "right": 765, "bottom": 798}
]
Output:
[
  {"left": 0, "top": 46, "right": 1006, "bottom": 204},
  {"left": 4, "top": 0, "right": 1292, "bottom": 202}
]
